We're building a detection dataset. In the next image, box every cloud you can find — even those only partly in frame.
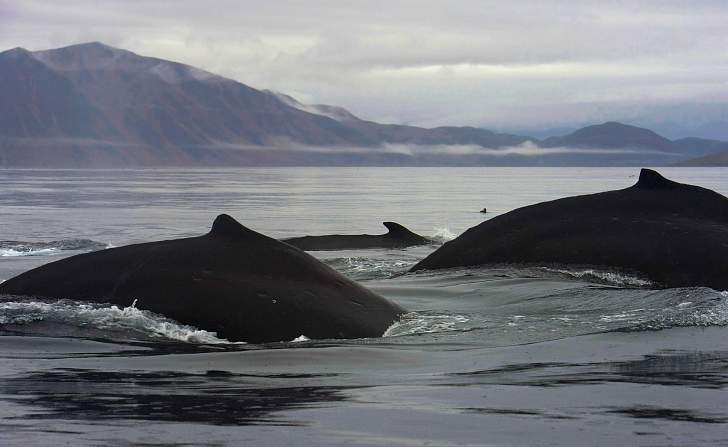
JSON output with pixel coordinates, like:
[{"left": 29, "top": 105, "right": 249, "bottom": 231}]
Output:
[
  {"left": 2, "top": 0, "right": 728, "bottom": 132},
  {"left": 382, "top": 142, "right": 682, "bottom": 157},
  {"left": 209, "top": 140, "right": 681, "bottom": 158}
]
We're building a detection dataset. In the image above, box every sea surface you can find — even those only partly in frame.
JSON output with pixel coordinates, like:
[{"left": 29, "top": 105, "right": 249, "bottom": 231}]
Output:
[{"left": 1, "top": 167, "right": 727, "bottom": 446}]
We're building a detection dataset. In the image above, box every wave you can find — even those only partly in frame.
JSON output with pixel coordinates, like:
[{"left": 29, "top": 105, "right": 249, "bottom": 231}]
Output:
[
  {"left": 0, "top": 239, "right": 110, "bottom": 257},
  {"left": 539, "top": 267, "right": 653, "bottom": 287},
  {"left": 384, "top": 312, "right": 471, "bottom": 337},
  {"left": 635, "top": 292, "right": 728, "bottom": 330},
  {"left": 381, "top": 277, "right": 728, "bottom": 344},
  {"left": 1, "top": 280, "right": 725, "bottom": 347},
  {"left": 0, "top": 299, "right": 230, "bottom": 344}
]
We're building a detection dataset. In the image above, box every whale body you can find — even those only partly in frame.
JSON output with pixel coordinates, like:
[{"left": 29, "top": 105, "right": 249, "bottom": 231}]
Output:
[
  {"left": 0, "top": 215, "right": 405, "bottom": 343},
  {"left": 411, "top": 169, "right": 728, "bottom": 290},
  {"left": 283, "top": 222, "right": 431, "bottom": 251}
]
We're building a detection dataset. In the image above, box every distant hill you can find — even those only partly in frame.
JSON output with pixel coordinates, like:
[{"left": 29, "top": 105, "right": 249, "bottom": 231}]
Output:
[
  {"left": 1, "top": 42, "right": 727, "bottom": 167},
  {"left": 675, "top": 150, "right": 728, "bottom": 167},
  {"left": 541, "top": 122, "right": 674, "bottom": 151},
  {"left": 534, "top": 122, "right": 727, "bottom": 166}
]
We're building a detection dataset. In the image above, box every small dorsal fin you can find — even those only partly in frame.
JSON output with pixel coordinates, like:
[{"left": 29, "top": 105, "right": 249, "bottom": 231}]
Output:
[
  {"left": 382, "top": 222, "right": 427, "bottom": 241},
  {"left": 634, "top": 169, "right": 682, "bottom": 189},
  {"left": 209, "top": 214, "right": 257, "bottom": 239},
  {"left": 383, "top": 221, "right": 410, "bottom": 235}
]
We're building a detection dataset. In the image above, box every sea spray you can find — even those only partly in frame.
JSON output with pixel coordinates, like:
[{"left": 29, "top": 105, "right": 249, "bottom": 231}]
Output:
[{"left": 431, "top": 227, "right": 457, "bottom": 243}]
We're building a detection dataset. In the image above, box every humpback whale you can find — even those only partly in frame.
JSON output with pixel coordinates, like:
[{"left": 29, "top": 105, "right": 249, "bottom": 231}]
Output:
[
  {"left": 412, "top": 169, "right": 728, "bottom": 290},
  {"left": 283, "top": 222, "right": 431, "bottom": 250},
  {"left": 0, "top": 215, "right": 405, "bottom": 343}
]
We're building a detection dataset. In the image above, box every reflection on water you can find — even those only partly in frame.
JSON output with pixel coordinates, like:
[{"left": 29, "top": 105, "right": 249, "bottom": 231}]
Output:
[
  {"left": 606, "top": 406, "right": 727, "bottom": 424},
  {"left": 1, "top": 369, "right": 352, "bottom": 426},
  {"left": 1, "top": 350, "right": 726, "bottom": 429},
  {"left": 449, "top": 351, "right": 728, "bottom": 389}
]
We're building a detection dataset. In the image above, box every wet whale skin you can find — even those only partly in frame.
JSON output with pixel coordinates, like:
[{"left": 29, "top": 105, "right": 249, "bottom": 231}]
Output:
[
  {"left": 0, "top": 215, "right": 405, "bottom": 343},
  {"left": 412, "top": 169, "right": 728, "bottom": 290}
]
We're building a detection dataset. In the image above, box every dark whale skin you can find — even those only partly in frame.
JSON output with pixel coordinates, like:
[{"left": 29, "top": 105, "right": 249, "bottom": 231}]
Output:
[
  {"left": 0, "top": 215, "right": 405, "bottom": 343},
  {"left": 411, "top": 169, "right": 728, "bottom": 290},
  {"left": 283, "top": 222, "right": 431, "bottom": 250}
]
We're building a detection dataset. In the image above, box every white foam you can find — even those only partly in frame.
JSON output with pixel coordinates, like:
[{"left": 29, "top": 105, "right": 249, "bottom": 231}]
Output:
[
  {"left": 291, "top": 335, "right": 310, "bottom": 342},
  {"left": 0, "top": 239, "right": 109, "bottom": 257},
  {"left": 599, "top": 311, "right": 642, "bottom": 323},
  {"left": 640, "top": 291, "right": 728, "bottom": 330},
  {"left": 1, "top": 247, "right": 60, "bottom": 257},
  {"left": 325, "top": 256, "right": 415, "bottom": 280},
  {"left": 430, "top": 227, "right": 457, "bottom": 243},
  {"left": 384, "top": 312, "right": 470, "bottom": 337},
  {"left": 0, "top": 299, "right": 233, "bottom": 344},
  {"left": 541, "top": 267, "right": 653, "bottom": 287},
  {"left": 343, "top": 257, "right": 412, "bottom": 272}
]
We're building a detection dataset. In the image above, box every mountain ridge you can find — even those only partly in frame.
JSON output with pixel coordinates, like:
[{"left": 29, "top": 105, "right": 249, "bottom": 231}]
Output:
[{"left": 1, "top": 42, "right": 727, "bottom": 167}]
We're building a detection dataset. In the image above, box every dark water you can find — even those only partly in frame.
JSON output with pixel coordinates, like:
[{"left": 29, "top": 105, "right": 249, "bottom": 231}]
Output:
[{"left": 1, "top": 167, "right": 727, "bottom": 446}]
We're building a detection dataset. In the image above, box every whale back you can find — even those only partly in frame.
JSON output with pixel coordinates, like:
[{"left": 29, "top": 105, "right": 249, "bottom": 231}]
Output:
[
  {"left": 620, "top": 169, "right": 728, "bottom": 220},
  {"left": 0, "top": 214, "right": 405, "bottom": 343},
  {"left": 476, "top": 168, "right": 728, "bottom": 224},
  {"left": 411, "top": 169, "right": 728, "bottom": 290},
  {"left": 283, "top": 221, "right": 431, "bottom": 250}
]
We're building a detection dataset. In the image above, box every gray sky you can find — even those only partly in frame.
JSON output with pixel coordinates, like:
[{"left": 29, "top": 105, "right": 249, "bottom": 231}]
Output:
[{"left": 3, "top": 0, "right": 728, "bottom": 135}]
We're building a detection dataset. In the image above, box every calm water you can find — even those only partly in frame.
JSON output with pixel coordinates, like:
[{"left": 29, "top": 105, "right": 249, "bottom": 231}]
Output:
[{"left": 1, "top": 167, "right": 727, "bottom": 446}]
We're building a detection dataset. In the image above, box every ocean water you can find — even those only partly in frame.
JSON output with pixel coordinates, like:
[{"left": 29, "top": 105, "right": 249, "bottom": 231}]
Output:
[{"left": 1, "top": 167, "right": 727, "bottom": 446}]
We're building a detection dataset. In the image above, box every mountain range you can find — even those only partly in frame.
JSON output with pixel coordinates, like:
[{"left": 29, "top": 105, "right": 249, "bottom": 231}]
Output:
[{"left": 1, "top": 42, "right": 726, "bottom": 167}]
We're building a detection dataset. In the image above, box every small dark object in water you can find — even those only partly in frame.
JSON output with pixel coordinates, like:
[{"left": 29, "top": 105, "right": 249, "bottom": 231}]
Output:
[
  {"left": 412, "top": 169, "right": 728, "bottom": 290},
  {"left": 283, "top": 222, "right": 431, "bottom": 250},
  {"left": 480, "top": 208, "right": 487, "bottom": 214},
  {"left": 0, "top": 215, "right": 405, "bottom": 343}
]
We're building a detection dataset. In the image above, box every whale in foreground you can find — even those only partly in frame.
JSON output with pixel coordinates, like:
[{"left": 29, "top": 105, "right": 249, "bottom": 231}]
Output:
[
  {"left": 411, "top": 169, "right": 728, "bottom": 290},
  {"left": 0, "top": 215, "right": 405, "bottom": 343},
  {"left": 283, "top": 222, "right": 431, "bottom": 251}
]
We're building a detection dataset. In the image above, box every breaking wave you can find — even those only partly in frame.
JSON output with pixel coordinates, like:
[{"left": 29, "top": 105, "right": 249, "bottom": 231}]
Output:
[
  {"left": 539, "top": 267, "right": 653, "bottom": 287},
  {"left": 0, "top": 299, "right": 230, "bottom": 344},
  {"left": 384, "top": 312, "right": 471, "bottom": 337},
  {"left": 0, "top": 239, "right": 109, "bottom": 257}
]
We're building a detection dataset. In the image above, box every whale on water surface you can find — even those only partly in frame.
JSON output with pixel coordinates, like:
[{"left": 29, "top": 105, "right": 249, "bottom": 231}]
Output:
[
  {"left": 0, "top": 214, "right": 405, "bottom": 343},
  {"left": 412, "top": 169, "right": 728, "bottom": 290},
  {"left": 283, "top": 222, "right": 431, "bottom": 250}
]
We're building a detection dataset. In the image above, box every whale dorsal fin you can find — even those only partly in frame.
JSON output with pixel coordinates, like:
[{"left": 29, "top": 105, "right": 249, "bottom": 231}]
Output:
[
  {"left": 209, "top": 214, "right": 259, "bottom": 239},
  {"left": 383, "top": 222, "right": 423, "bottom": 240},
  {"left": 634, "top": 169, "right": 682, "bottom": 190}
]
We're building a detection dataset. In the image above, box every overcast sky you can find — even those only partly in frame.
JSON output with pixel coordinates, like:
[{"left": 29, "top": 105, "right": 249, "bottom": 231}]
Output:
[{"left": 3, "top": 0, "right": 728, "bottom": 135}]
